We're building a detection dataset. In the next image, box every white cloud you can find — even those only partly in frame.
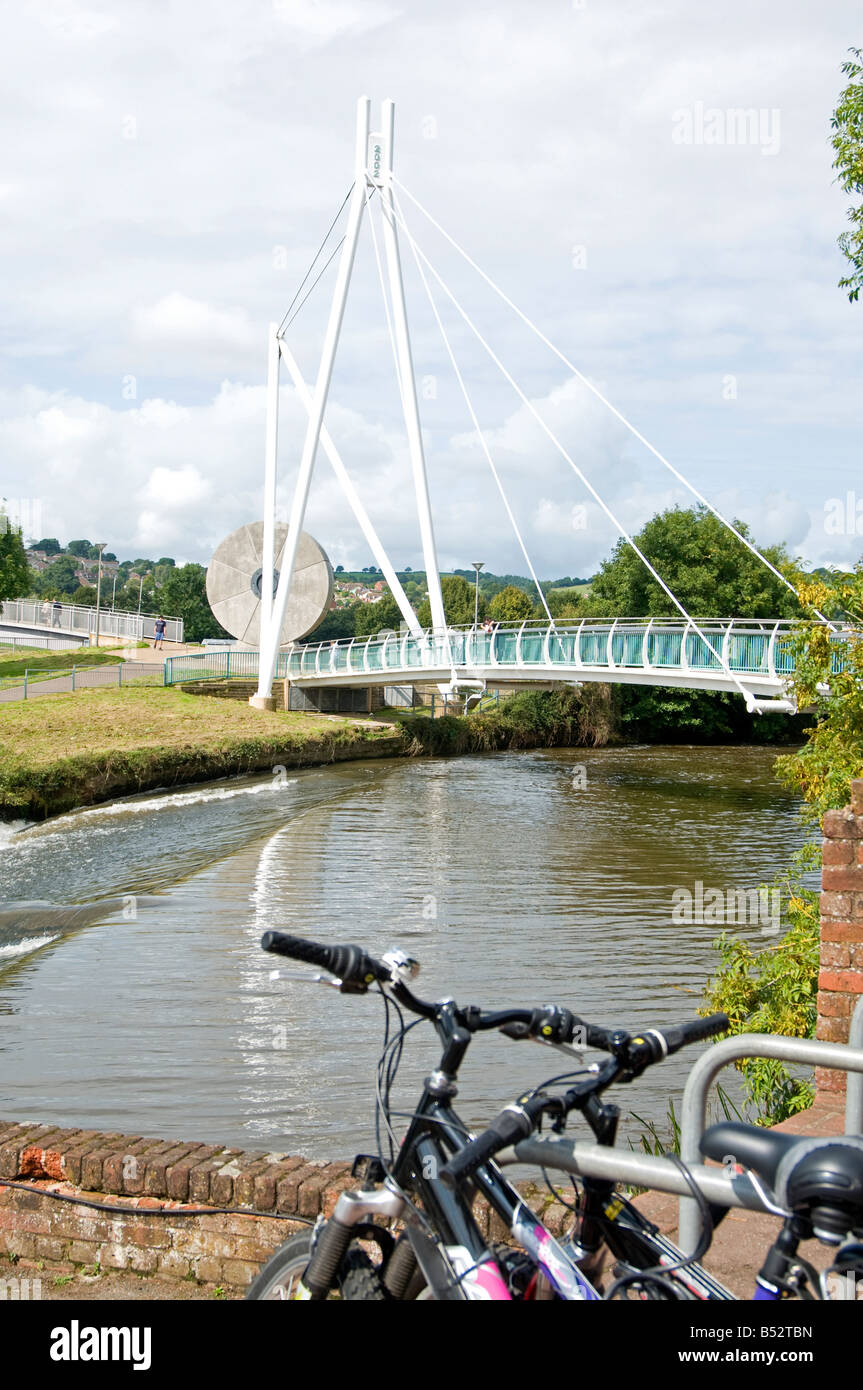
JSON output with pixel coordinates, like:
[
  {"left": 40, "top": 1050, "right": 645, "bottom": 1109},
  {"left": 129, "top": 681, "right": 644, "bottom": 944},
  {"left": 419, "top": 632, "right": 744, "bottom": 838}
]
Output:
[{"left": 132, "top": 295, "right": 257, "bottom": 355}]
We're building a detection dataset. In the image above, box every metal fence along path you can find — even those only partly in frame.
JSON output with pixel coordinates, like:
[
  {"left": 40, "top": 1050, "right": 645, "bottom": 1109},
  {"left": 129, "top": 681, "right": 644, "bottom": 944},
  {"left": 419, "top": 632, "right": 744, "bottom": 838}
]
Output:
[{"left": 0, "top": 662, "right": 165, "bottom": 703}]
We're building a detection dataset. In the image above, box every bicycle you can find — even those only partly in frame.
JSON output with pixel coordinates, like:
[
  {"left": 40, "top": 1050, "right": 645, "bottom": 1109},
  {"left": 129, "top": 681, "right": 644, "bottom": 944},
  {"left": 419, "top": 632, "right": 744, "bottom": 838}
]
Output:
[
  {"left": 245, "top": 930, "right": 730, "bottom": 1301},
  {"left": 444, "top": 1034, "right": 863, "bottom": 1300}
]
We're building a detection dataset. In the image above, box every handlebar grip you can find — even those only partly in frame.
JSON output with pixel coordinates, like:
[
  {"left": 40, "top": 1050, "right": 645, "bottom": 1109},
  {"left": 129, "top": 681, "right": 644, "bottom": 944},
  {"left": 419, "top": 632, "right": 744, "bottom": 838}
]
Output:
[
  {"left": 439, "top": 1104, "right": 538, "bottom": 1189},
  {"left": 625, "top": 1013, "right": 729, "bottom": 1070},
  {"left": 660, "top": 1012, "right": 729, "bottom": 1055},
  {"left": 260, "top": 931, "right": 388, "bottom": 986}
]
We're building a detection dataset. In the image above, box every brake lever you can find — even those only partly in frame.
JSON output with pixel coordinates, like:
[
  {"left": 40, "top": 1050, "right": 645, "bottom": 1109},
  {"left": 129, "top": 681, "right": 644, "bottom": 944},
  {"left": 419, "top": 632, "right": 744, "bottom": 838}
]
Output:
[
  {"left": 499, "top": 1022, "right": 584, "bottom": 1060},
  {"left": 268, "top": 968, "right": 362, "bottom": 993}
]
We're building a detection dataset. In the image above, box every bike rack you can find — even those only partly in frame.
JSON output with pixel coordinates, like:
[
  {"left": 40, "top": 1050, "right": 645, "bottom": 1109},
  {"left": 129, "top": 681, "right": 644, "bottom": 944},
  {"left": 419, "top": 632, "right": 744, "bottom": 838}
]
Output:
[
  {"left": 507, "top": 1137, "right": 770, "bottom": 1214},
  {"left": 677, "top": 1016, "right": 863, "bottom": 1254}
]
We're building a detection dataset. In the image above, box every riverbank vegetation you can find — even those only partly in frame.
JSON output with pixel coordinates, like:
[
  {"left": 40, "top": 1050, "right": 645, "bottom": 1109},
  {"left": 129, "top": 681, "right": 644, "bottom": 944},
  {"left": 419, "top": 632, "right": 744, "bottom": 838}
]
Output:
[
  {"left": 400, "top": 685, "right": 615, "bottom": 756},
  {"left": 701, "top": 565, "right": 863, "bottom": 1125}
]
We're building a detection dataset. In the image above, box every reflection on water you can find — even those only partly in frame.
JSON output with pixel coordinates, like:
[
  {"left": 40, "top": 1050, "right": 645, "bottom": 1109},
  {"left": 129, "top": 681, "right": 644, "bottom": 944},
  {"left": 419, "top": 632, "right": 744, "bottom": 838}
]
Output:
[{"left": 0, "top": 746, "right": 807, "bottom": 1155}]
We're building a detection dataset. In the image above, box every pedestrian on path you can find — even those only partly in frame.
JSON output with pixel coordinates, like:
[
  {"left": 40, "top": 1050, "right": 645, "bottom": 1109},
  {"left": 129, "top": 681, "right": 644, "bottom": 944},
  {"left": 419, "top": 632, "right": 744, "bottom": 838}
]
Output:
[
  {"left": 153, "top": 616, "right": 167, "bottom": 650},
  {"left": 51, "top": 599, "right": 62, "bottom": 629}
]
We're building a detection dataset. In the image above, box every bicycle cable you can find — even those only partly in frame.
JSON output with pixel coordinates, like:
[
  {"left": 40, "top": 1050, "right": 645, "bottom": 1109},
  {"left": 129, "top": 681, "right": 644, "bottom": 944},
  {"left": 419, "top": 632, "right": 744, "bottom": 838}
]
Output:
[{"left": 602, "top": 1151, "right": 714, "bottom": 1300}]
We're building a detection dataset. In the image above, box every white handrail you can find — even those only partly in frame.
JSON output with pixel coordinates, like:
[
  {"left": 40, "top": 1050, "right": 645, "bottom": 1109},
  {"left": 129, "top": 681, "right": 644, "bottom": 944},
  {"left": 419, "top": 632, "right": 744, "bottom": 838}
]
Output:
[
  {"left": 641, "top": 617, "right": 654, "bottom": 671},
  {"left": 606, "top": 618, "right": 618, "bottom": 669}
]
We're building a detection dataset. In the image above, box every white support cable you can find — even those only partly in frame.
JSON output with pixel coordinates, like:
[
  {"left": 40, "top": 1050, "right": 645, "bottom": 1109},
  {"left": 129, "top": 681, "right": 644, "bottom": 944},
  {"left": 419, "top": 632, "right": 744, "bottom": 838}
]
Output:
[
  {"left": 395, "top": 193, "right": 555, "bottom": 628},
  {"left": 392, "top": 176, "right": 834, "bottom": 630},
  {"left": 386, "top": 198, "right": 757, "bottom": 708}
]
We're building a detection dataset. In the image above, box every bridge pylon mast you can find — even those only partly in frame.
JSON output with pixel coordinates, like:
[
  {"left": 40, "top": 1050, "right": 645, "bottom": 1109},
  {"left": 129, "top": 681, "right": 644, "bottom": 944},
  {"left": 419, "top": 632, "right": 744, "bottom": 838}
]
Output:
[{"left": 252, "top": 97, "right": 446, "bottom": 708}]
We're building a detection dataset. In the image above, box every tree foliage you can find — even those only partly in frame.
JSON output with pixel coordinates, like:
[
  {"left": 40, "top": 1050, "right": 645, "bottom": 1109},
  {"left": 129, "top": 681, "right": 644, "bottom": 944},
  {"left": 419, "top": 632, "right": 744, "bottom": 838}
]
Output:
[
  {"left": 417, "top": 574, "right": 487, "bottom": 627},
  {"left": 159, "top": 563, "right": 230, "bottom": 643},
  {"left": 775, "top": 567, "right": 863, "bottom": 823},
  {"left": 0, "top": 513, "right": 30, "bottom": 602},
  {"left": 583, "top": 505, "right": 801, "bottom": 620},
  {"left": 831, "top": 47, "right": 863, "bottom": 302},
  {"left": 488, "top": 585, "right": 535, "bottom": 623},
  {"left": 701, "top": 845, "right": 821, "bottom": 1124}
]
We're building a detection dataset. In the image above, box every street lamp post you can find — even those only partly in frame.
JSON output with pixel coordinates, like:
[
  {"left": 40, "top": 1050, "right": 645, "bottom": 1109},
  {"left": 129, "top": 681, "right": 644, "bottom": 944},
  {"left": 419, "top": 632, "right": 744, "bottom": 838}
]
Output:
[
  {"left": 93, "top": 544, "right": 106, "bottom": 647},
  {"left": 471, "top": 561, "right": 484, "bottom": 627},
  {"left": 111, "top": 573, "right": 117, "bottom": 610},
  {"left": 137, "top": 575, "right": 144, "bottom": 613}
]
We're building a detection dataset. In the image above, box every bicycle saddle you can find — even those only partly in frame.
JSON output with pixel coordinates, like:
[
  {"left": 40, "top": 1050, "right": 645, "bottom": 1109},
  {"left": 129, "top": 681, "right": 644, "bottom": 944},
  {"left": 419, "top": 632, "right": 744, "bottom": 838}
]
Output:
[{"left": 702, "top": 1121, "right": 863, "bottom": 1242}]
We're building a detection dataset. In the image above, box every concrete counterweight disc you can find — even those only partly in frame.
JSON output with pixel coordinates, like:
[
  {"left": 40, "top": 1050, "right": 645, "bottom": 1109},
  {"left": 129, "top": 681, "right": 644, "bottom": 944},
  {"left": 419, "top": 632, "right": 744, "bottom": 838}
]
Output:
[{"left": 205, "top": 522, "right": 333, "bottom": 646}]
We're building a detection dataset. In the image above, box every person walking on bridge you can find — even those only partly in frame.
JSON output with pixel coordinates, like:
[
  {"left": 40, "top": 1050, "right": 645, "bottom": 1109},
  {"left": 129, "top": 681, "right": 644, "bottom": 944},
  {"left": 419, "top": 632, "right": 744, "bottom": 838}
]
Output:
[
  {"left": 153, "top": 615, "right": 167, "bottom": 650},
  {"left": 51, "top": 599, "right": 62, "bottom": 629}
]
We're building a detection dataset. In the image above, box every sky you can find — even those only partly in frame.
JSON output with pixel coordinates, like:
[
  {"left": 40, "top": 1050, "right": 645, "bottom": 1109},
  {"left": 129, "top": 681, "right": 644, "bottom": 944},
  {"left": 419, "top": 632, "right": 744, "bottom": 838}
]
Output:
[{"left": 1, "top": 0, "right": 861, "bottom": 584}]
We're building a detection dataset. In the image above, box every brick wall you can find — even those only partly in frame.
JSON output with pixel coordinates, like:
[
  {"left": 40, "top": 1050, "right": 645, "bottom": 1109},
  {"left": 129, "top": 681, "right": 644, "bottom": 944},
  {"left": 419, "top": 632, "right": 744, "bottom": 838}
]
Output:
[
  {"left": 817, "top": 778, "right": 863, "bottom": 1093},
  {"left": 0, "top": 1121, "right": 562, "bottom": 1293},
  {"left": 0, "top": 1122, "right": 349, "bottom": 1290}
]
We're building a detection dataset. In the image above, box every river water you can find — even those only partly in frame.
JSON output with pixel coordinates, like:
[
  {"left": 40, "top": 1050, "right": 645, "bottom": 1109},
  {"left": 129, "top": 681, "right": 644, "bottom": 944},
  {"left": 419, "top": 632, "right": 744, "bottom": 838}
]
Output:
[{"left": 0, "top": 746, "right": 807, "bottom": 1158}]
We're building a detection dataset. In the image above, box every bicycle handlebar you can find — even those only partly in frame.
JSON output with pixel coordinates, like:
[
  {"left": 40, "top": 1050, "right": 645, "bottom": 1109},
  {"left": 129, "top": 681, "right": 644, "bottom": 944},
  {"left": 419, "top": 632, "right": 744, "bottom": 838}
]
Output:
[
  {"left": 261, "top": 931, "right": 390, "bottom": 987},
  {"left": 438, "top": 1012, "right": 729, "bottom": 1189}
]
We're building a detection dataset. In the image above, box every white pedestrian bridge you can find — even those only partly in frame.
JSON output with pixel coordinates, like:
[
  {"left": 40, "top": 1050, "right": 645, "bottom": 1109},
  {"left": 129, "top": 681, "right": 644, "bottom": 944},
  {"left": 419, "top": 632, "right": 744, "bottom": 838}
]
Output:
[{"left": 165, "top": 617, "right": 831, "bottom": 713}]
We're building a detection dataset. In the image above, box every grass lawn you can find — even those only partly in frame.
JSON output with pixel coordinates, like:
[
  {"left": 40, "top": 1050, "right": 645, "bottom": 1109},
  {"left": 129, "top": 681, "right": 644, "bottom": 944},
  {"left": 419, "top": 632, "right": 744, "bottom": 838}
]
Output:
[
  {"left": 0, "top": 647, "right": 125, "bottom": 678},
  {"left": 0, "top": 685, "right": 402, "bottom": 818}
]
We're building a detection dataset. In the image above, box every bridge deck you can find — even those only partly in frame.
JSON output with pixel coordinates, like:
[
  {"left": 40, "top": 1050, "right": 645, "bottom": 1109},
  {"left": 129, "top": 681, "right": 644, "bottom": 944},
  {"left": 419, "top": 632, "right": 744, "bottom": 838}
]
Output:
[{"left": 165, "top": 618, "right": 820, "bottom": 703}]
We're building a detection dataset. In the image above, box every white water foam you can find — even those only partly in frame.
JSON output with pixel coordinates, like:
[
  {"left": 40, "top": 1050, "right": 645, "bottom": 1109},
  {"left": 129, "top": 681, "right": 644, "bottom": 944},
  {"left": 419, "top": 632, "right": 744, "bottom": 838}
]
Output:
[
  {"left": 0, "top": 820, "right": 33, "bottom": 847},
  {"left": 0, "top": 933, "right": 59, "bottom": 959},
  {"left": 13, "top": 778, "right": 298, "bottom": 837}
]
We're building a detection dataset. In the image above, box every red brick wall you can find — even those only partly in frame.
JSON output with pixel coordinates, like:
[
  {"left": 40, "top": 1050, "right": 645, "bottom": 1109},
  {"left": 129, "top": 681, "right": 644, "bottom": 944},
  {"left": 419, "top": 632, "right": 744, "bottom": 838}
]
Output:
[
  {"left": 0, "top": 1121, "right": 561, "bottom": 1292},
  {"left": 817, "top": 778, "right": 863, "bottom": 1092},
  {"left": 0, "top": 1121, "right": 349, "bottom": 1290}
]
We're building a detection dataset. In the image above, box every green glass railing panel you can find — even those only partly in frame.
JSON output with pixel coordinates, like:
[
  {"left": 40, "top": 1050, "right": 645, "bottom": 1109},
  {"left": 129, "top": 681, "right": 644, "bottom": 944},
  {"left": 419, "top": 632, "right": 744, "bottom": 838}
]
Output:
[
  {"left": 727, "top": 633, "right": 768, "bottom": 673},
  {"left": 547, "top": 632, "right": 576, "bottom": 664},
  {"left": 579, "top": 630, "right": 610, "bottom": 665},
  {"left": 648, "top": 631, "right": 682, "bottom": 667},
  {"left": 686, "top": 633, "right": 724, "bottom": 671},
  {"left": 520, "top": 632, "right": 544, "bottom": 663}
]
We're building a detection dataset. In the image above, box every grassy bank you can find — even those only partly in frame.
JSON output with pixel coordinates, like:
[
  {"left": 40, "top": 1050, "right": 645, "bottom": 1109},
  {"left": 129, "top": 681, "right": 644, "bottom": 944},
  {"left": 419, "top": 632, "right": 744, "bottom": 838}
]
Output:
[
  {"left": 0, "top": 686, "right": 403, "bottom": 820},
  {"left": 0, "top": 647, "right": 125, "bottom": 678},
  {"left": 0, "top": 683, "right": 614, "bottom": 821}
]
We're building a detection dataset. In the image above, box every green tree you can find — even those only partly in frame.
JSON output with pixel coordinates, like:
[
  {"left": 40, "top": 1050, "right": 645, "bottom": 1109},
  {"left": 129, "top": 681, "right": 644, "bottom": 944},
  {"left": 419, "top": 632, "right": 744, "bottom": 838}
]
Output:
[
  {"left": 354, "top": 593, "right": 410, "bottom": 637},
  {"left": 831, "top": 47, "right": 863, "bottom": 302},
  {"left": 546, "top": 589, "right": 582, "bottom": 620},
  {"left": 67, "top": 539, "right": 94, "bottom": 558},
  {"left": 70, "top": 584, "right": 97, "bottom": 606},
  {"left": 0, "top": 512, "right": 30, "bottom": 601},
  {"left": 417, "top": 574, "right": 487, "bottom": 627},
  {"left": 488, "top": 585, "right": 535, "bottom": 623},
  {"left": 39, "top": 554, "right": 81, "bottom": 595},
  {"left": 583, "top": 506, "right": 801, "bottom": 620},
  {"left": 33, "top": 537, "right": 61, "bottom": 555},
  {"left": 308, "top": 606, "right": 356, "bottom": 642},
  {"left": 158, "top": 563, "right": 229, "bottom": 642}
]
